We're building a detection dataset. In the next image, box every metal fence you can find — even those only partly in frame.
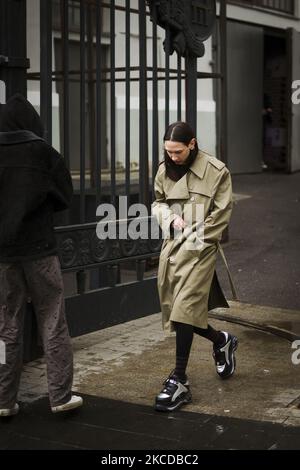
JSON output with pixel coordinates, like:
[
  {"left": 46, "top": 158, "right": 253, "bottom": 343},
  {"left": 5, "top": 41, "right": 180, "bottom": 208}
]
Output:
[
  {"left": 29, "top": 0, "right": 191, "bottom": 224},
  {"left": 23, "top": 0, "right": 226, "bottom": 358},
  {"left": 26, "top": 0, "right": 226, "bottom": 281},
  {"left": 29, "top": 1, "right": 227, "bottom": 225}
]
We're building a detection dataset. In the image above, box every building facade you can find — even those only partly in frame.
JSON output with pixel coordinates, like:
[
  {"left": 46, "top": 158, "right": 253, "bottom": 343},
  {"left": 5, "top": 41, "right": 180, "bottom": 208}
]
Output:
[
  {"left": 225, "top": 0, "right": 300, "bottom": 173},
  {"left": 2, "top": 0, "right": 300, "bottom": 202}
]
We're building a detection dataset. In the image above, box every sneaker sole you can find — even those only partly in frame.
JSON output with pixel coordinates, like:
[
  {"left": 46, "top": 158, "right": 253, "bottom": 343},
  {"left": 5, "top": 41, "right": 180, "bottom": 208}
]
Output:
[
  {"left": 0, "top": 404, "right": 19, "bottom": 417},
  {"left": 51, "top": 398, "right": 83, "bottom": 413},
  {"left": 155, "top": 393, "right": 192, "bottom": 412}
]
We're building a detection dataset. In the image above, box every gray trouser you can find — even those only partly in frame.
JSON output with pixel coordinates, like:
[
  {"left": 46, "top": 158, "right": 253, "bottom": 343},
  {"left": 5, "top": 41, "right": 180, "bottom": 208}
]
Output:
[{"left": 0, "top": 256, "right": 73, "bottom": 408}]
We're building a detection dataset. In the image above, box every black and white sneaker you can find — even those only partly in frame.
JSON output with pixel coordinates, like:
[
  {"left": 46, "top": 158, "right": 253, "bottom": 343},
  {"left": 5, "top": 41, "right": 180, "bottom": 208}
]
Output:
[
  {"left": 213, "top": 331, "right": 238, "bottom": 379},
  {"left": 155, "top": 372, "right": 192, "bottom": 412}
]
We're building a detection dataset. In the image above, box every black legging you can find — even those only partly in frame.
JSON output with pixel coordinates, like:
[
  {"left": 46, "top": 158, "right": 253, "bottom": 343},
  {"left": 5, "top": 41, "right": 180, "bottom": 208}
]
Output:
[{"left": 174, "top": 322, "right": 224, "bottom": 380}]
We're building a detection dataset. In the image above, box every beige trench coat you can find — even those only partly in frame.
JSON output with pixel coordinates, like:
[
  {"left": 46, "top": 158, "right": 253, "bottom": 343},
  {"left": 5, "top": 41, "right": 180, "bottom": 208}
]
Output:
[{"left": 152, "top": 150, "right": 233, "bottom": 333}]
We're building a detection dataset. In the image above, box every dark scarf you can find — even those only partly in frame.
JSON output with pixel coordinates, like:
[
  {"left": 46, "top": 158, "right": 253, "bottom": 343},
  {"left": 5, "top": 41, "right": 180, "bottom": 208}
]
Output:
[{"left": 164, "top": 147, "right": 198, "bottom": 182}]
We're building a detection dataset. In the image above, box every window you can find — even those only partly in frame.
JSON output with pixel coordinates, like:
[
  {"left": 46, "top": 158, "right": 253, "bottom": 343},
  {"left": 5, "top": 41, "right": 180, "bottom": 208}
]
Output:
[
  {"left": 53, "top": 0, "right": 81, "bottom": 33},
  {"left": 229, "top": 0, "right": 295, "bottom": 15}
]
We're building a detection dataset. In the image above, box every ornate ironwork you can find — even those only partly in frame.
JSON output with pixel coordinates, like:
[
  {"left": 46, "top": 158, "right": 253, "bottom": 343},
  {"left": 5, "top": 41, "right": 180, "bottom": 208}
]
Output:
[
  {"left": 55, "top": 219, "right": 163, "bottom": 271},
  {"left": 147, "top": 0, "right": 216, "bottom": 57}
]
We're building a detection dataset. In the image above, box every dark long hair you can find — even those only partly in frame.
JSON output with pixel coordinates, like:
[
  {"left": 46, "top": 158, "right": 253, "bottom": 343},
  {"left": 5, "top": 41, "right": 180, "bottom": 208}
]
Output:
[{"left": 163, "top": 121, "right": 199, "bottom": 181}]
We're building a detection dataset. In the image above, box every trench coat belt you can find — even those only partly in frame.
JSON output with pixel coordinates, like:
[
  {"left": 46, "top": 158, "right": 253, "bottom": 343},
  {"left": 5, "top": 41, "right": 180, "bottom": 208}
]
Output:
[{"left": 217, "top": 242, "right": 238, "bottom": 301}]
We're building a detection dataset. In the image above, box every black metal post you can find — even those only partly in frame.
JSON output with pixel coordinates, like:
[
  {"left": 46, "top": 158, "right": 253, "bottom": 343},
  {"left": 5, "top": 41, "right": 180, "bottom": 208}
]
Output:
[
  {"left": 220, "top": 0, "right": 229, "bottom": 243},
  {"left": 110, "top": 0, "right": 116, "bottom": 207},
  {"left": 138, "top": 0, "right": 149, "bottom": 208},
  {"left": 80, "top": 0, "right": 86, "bottom": 223},
  {"left": 125, "top": 0, "right": 131, "bottom": 198},
  {"left": 40, "top": 0, "right": 52, "bottom": 144},
  {"left": 220, "top": 0, "right": 228, "bottom": 166},
  {"left": 86, "top": 2, "right": 96, "bottom": 189},
  {"left": 61, "top": 0, "right": 70, "bottom": 170},
  {"left": 177, "top": 53, "right": 182, "bottom": 121},
  {"left": 0, "top": 0, "right": 29, "bottom": 99},
  {"left": 185, "top": 56, "right": 198, "bottom": 132},
  {"left": 96, "top": 0, "right": 103, "bottom": 208},
  {"left": 152, "top": 5, "right": 159, "bottom": 196},
  {"left": 165, "top": 25, "right": 170, "bottom": 130}
]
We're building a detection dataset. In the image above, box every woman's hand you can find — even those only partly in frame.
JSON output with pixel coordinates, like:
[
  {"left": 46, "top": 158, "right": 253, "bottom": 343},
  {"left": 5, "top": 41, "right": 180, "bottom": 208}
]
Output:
[{"left": 172, "top": 215, "right": 186, "bottom": 231}]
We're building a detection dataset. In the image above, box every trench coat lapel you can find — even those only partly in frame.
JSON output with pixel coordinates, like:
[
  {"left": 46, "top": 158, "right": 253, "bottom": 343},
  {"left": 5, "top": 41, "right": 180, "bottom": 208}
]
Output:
[
  {"left": 166, "top": 173, "right": 190, "bottom": 200},
  {"left": 189, "top": 151, "right": 209, "bottom": 180}
]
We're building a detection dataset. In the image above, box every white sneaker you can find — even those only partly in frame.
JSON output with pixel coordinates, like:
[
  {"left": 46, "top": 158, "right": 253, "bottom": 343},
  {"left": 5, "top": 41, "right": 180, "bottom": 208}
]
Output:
[
  {"left": 51, "top": 395, "right": 83, "bottom": 413},
  {"left": 0, "top": 403, "right": 19, "bottom": 417}
]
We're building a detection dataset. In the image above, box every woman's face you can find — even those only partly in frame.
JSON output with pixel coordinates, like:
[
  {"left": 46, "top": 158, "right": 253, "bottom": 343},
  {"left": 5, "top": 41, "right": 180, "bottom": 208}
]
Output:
[{"left": 164, "top": 139, "right": 195, "bottom": 165}]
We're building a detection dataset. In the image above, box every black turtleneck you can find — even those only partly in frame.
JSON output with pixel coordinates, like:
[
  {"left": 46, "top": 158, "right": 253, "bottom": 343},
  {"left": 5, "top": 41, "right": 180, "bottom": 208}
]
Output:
[{"left": 164, "top": 147, "right": 198, "bottom": 182}]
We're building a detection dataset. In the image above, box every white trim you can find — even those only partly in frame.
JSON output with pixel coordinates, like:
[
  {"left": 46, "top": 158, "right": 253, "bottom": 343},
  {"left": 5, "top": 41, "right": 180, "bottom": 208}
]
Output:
[
  {"left": 27, "top": 90, "right": 60, "bottom": 107},
  {"left": 217, "top": 1, "right": 300, "bottom": 30},
  {"left": 0, "top": 81, "right": 6, "bottom": 104},
  {"left": 0, "top": 340, "right": 6, "bottom": 365}
]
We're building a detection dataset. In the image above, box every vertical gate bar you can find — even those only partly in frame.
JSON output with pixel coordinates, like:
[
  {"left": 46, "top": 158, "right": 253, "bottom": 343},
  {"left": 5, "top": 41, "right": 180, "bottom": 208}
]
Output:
[
  {"left": 80, "top": 0, "right": 86, "bottom": 223},
  {"left": 136, "top": 259, "right": 146, "bottom": 282},
  {"left": 138, "top": 0, "right": 149, "bottom": 207},
  {"left": 177, "top": 53, "right": 182, "bottom": 122},
  {"left": 96, "top": 0, "right": 102, "bottom": 207},
  {"left": 40, "top": 0, "right": 52, "bottom": 144},
  {"left": 61, "top": 0, "right": 70, "bottom": 169},
  {"left": 165, "top": 23, "right": 170, "bottom": 129},
  {"left": 86, "top": 3, "right": 96, "bottom": 189},
  {"left": 110, "top": 0, "right": 116, "bottom": 206},
  {"left": 0, "top": 0, "right": 28, "bottom": 98},
  {"left": 220, "top": 0, "right": 228, "bottom": 165},
  {"left": 108, "top": 265, "right": 119, "bottom": 287},
  {"left": 125, "top": 0, "right": 131, "bottom": 198},
  {"left": 185, "top": 56, "right": 197, "bottom": 131},
  {"left": 152, "top": 4, "right": 159, "bottom": 194}
]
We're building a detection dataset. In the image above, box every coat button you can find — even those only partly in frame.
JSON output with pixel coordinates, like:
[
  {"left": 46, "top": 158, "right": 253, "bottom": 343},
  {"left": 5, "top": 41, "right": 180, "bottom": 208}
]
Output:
[
  {"left": 169, "top": 257, "right": 175, "bottom": 264},
  {"left": 190, "top": 196, "right": 195, "bottom": 201}
]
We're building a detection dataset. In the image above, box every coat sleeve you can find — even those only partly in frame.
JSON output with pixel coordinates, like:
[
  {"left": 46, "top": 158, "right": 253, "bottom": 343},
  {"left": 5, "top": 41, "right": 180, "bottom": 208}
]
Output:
[
  {"left": 151, "top": 168, "right": 177, "bottom": 236},
  {"left": 202, "top": 168, "right": 233, "bottom": 249},
  {"left": 49, "top": 153, "right": 74, "bottom": 212}
]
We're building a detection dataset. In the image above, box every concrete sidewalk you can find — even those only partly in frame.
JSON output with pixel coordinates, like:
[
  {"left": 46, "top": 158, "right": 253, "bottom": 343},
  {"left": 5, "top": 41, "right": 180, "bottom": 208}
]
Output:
[
  {"left": 18, "top": 301, "right": 300, "bottom": 426},
  {"left": 1, "top": 171, "right": 300, "bottom": 449},
  {"left": 1, "top": 300, "right": 299, "bottom": 450}
]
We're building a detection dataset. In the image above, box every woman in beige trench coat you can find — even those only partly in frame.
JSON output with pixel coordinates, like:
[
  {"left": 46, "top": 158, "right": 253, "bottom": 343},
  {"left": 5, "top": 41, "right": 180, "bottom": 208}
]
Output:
[{"left": 152, "top": 122, "right": 238, "bottom": 412}]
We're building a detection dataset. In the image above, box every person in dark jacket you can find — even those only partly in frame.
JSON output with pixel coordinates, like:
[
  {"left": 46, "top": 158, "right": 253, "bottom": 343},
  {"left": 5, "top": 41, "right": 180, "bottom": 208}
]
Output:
[{"left": 0, "top": 94, "right": 83, "bottom": 416}]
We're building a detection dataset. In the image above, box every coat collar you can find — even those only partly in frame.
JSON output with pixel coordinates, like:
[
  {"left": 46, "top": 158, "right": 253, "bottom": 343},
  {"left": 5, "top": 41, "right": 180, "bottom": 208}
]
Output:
[
  {"left": 165, "top": 152, "right": 209, "bottom": 200},
  {"left": 189, "top": 151, "right": 209, "bottom": 179}
]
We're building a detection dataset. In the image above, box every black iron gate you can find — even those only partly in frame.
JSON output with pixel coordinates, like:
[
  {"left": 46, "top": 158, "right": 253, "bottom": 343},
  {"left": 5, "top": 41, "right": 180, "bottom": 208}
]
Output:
[{"left": 1, "top": 0, "right": 228, "bottom": 360}]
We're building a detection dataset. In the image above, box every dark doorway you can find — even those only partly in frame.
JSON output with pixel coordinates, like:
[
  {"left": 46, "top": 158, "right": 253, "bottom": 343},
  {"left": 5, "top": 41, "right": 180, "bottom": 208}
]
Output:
[
  {"left": 226, "top": 20, "right": 263, "bottom": 174},
  {"left": 263, "top": 32, "right": 288, "bottom": 172}
]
